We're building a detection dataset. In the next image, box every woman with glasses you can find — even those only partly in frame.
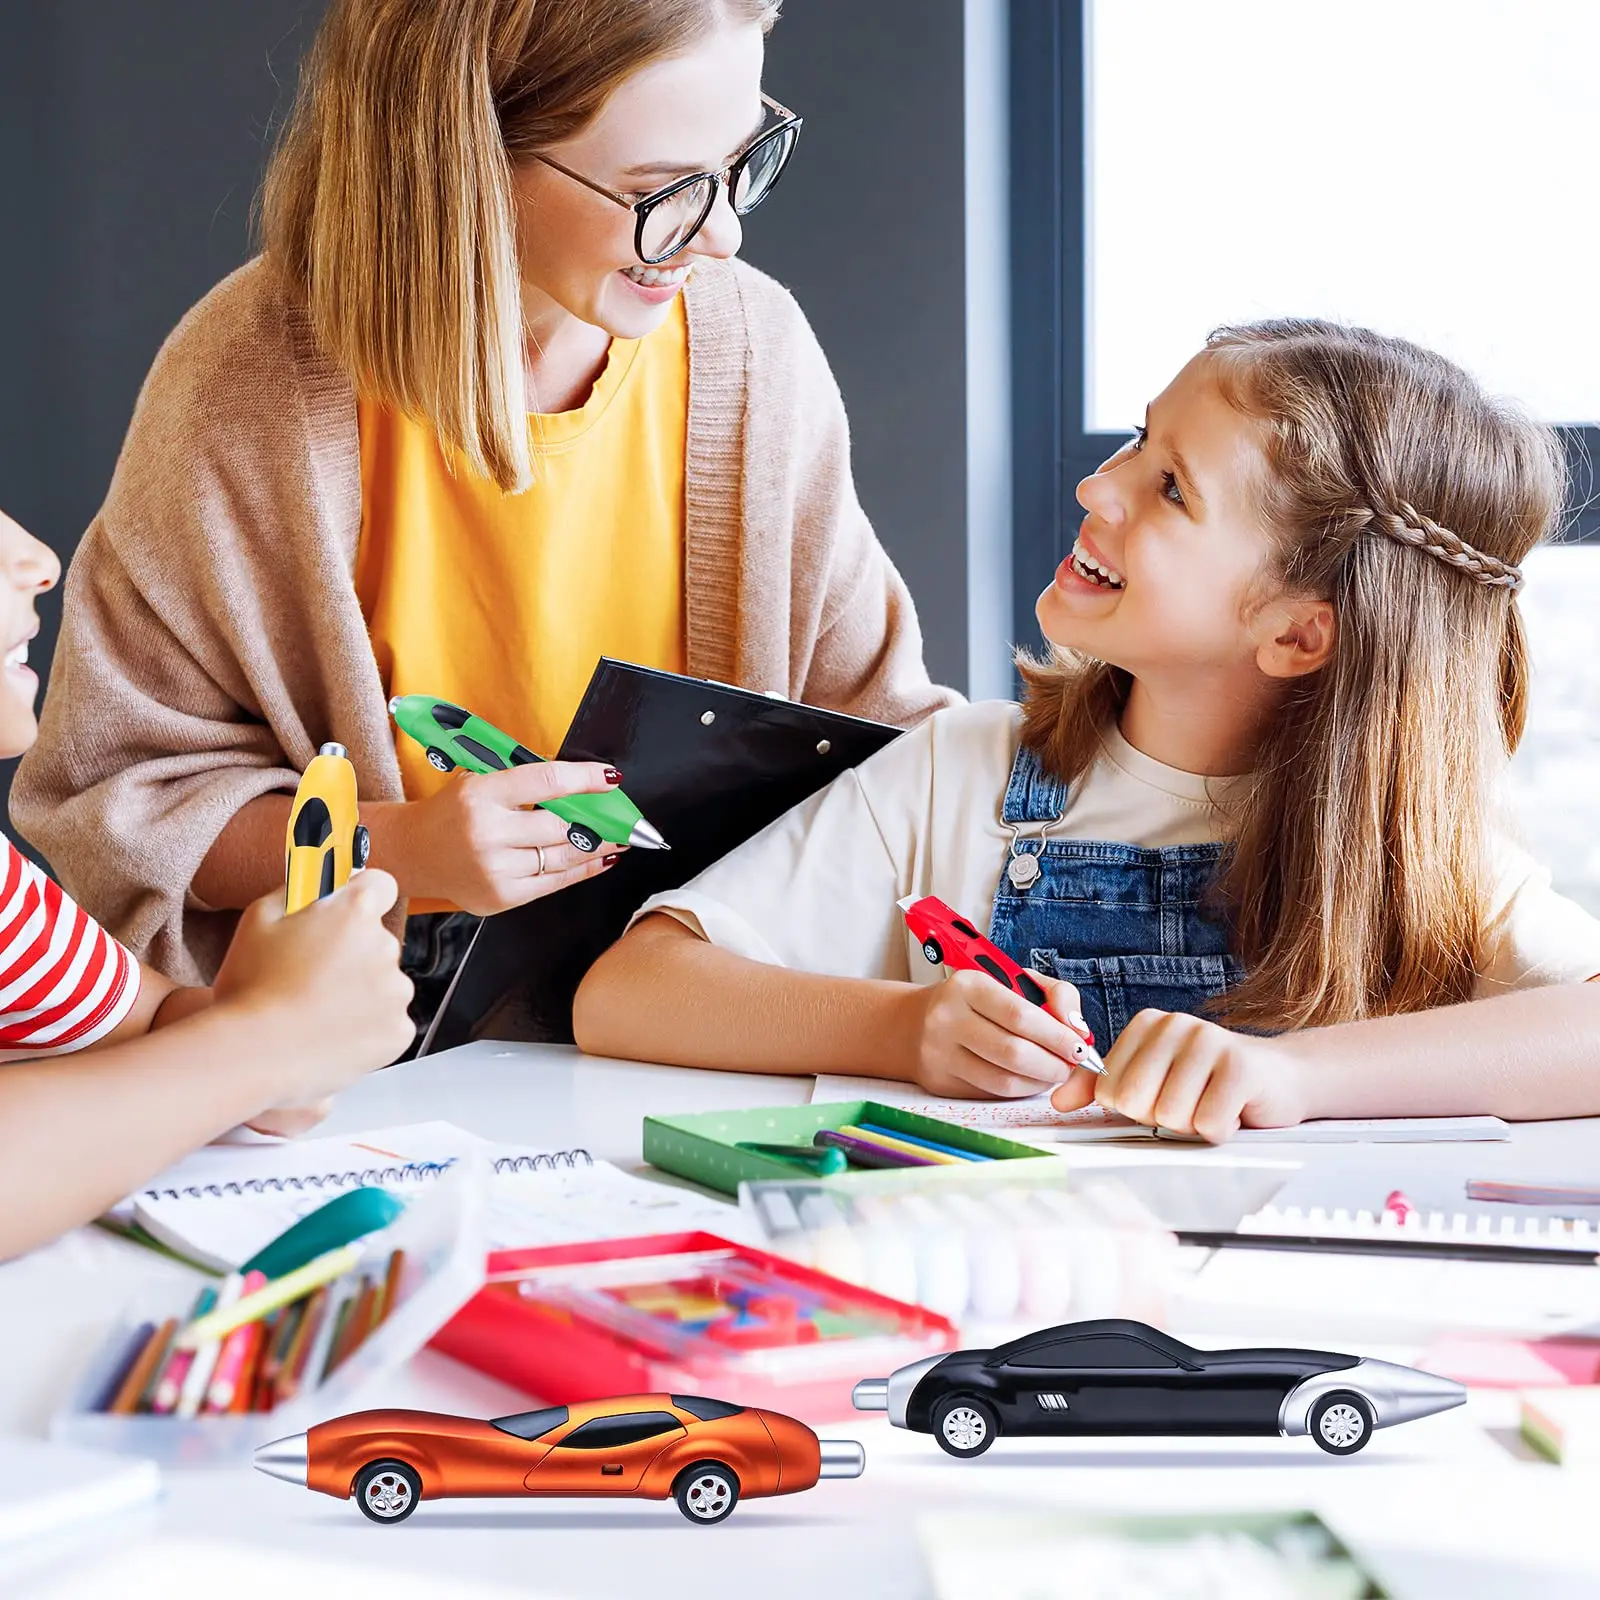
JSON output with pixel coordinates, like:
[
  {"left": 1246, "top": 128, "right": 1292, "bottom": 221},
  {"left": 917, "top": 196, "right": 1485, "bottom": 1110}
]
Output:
[{"left": 13, "top": 0, "right": 957, "bottom": 1043}]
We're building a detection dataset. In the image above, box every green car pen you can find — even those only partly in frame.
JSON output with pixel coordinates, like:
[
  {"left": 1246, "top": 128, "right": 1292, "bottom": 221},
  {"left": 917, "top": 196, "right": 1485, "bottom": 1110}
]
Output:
[{"left": 388, "top": 694, "right": 669, "bottom": 855}]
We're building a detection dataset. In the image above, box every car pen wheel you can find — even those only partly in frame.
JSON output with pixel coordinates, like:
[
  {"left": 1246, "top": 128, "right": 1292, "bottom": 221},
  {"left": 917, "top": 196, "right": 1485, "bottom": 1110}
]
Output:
[
  {"left": 352, "top": 824, "right": 370, "bottom": 870},
  {"left": 921, "top": 938, "right": 943, "bottom": 965},
  {"left": 566, "top": 825, "right": 602, "bottom": 854},
  {"left": 673, "top": 1461, "right": 740, "bottom": 1525},
  {"left": 1310, "top": 1392, "right": 1374, "bottom": 1456},
  {"left": 933, "top": 1396, "right": 998, "bottom": 1459},
  {"left": 354, "top": 1460, "right": 422, "bottom": 1524},
  {"left": 425, "top": 748, "right": 454, "bottom": 773}
]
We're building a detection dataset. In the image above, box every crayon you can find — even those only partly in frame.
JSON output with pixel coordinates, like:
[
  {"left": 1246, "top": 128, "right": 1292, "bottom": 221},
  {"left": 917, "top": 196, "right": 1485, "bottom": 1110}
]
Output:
[
  {"left": 858, "top": 1122, "right": 990, "bottom": 1163},
  {"left": 837, "top": 1124, "right": 965, "bottom": 1166},
  {"left": 814, "top": 1128, "right": 934, "bottom": 1169}
]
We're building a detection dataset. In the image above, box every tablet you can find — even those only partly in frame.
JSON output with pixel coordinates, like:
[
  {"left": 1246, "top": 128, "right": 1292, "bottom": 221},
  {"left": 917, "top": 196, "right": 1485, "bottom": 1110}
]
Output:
[{"left": 419, "top": 660, "right": 902, "bottom": 1052}]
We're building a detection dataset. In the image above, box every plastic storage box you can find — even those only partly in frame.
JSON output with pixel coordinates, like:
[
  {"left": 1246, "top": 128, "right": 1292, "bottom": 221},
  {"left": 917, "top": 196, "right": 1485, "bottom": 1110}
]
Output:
[{"left": 51, "top": 1158, "right": 488, "bottom": 1466}]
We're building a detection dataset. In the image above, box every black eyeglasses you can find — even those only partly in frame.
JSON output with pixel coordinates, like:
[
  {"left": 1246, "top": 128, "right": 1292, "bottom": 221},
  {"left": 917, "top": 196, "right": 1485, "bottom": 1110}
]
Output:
[{"left": 533, "top": 93, "right": 802, "bottom": 265}]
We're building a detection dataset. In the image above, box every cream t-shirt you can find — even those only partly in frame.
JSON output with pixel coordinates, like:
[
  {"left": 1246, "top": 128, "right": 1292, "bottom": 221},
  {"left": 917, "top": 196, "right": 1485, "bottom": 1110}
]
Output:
[{"left": 636, "top": 700, "right": 1600, "bottom": 998}]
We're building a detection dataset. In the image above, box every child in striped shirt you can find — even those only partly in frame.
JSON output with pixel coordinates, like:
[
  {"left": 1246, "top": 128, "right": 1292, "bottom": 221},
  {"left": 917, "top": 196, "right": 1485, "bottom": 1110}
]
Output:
[{"left": 0, "top": 508, "right": 416, "bottom": 1257}]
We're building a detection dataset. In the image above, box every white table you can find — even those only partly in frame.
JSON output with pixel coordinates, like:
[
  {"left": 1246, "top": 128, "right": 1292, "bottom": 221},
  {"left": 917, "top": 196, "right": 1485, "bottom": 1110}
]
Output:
[{"left": 5, "top": 1041, "right": 1600, "bottom": 1599}]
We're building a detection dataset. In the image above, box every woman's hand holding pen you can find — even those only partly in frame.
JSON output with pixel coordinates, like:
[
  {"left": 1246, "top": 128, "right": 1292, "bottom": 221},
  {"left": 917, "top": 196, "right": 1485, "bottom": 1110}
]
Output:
[
  {"left": 369, "top": 760, "right": 625, "bottom": 915},
  {"left": 909, "top": 968, "right": 1094, "bottom": 1098},
  {"left": 1048, "top": 1009, "right": 1311, "bottom": 1141}
]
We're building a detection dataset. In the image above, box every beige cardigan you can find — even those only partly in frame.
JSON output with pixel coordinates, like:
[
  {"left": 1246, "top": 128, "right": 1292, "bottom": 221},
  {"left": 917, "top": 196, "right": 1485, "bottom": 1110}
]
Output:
[{"left": 12, "top": 256, "right": 959, "bottom": 983}]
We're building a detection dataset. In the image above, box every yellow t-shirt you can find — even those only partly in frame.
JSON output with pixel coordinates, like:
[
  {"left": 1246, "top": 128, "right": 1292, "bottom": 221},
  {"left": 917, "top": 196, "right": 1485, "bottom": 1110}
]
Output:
[{"left": 355, "top": 298, "right": 689, "bottom": 908}]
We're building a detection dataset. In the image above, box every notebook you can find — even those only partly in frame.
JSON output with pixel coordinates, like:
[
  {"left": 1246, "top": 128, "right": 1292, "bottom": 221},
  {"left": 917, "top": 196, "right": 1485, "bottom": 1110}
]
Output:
[
  {"left": 420, "top": 659, "right": 901, "bottom": 1051},
  {"left": 110, "top": 1122, "right": 745, "bottom": 1273},
  {"left": 0, "top": 1437, "right": 159, "bottom": 1546},
  {"left": 1208, "top": 1162, "right": 1600, "bottom": 1263},
  {"left": 810, "top": 1076, "right": 1510, "bottom": 1144}
]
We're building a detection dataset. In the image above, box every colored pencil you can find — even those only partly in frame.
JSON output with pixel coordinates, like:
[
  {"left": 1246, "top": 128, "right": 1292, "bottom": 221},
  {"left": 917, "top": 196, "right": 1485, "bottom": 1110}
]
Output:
[
  {"left": 198, "top": 1272, "right": 268, "bottom": 1412},
  {"left": 175, "top": 1244, "right": 362, "bottom": 1349},
  {"left": 109, "top": 1318, "right": 177, "bottom": 1415},
  {"left": 93, "top": 1321, "right": 153, "bottom": 1413},
  {"left": 858, "top": 1122, "right": 990, "bottom": 1162},
  {"left": 151, "top": 1285, "right": 218, "bottom": 1414},
  {"left": 207, "top": 1318, "right": 268, "bottom": 1413},
  {"left": 329, "top": 1278, "right": 377, "bottom": 1374},
  {"left": 272, "top": 1287, "right": 328, "bottom": 1407},
  {"left": 254, "top": 1301, "right": 305, "bottom": 1411},
  {"left": 177, "top": 1272, "right": 253, "bottom": 1418},
  {"left": 814, "top": 1128, "right": 931, "bottom": 1169},
  {"left": 838, "top": 1124, "right": 964, "bottom": 1165},
  {"left": 304, "top": 1279, "right": 355, "bottom": 1391},
  {"left": 375, "top": 1248, "right": 406, "bottom": 1326}
]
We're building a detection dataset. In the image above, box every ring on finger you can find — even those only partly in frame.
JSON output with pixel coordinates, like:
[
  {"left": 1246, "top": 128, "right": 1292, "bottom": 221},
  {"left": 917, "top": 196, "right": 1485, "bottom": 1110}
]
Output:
[{"left": 535, "top": 845, "right": 548, "bottom": 876}]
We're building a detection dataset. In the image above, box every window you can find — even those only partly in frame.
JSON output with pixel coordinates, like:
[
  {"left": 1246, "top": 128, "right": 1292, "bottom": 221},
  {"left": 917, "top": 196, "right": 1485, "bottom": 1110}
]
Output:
[
  {"left": 1006, "top": 1336, "right": 1179, "bottom": 1370},
  {"left": 490, "top": 1405, "right": 569, "bottom": 1441},
  {"left": 290, "top": 798, "right": 331, "bottom": 848},
  {"left": 670, "top": 1395, "right": 746, "bottom": 1422},
  {"left": 431, "top": 703, "right": 470, "bottom": 730},
  {"left": 1009, "top": 0, "right": 1600, "bottom": 655},
  {"left": 1086, "top": 0, "right": 1600, "bottom": 433},
  {"left": 454, "top": 735, "right": 507, "bottom": 771},
  {"left": 509, "top": 744, "right": 540, "bottom": 767},
  {"left": 559, "top": 1412, "right": 684, "bottom": 1451}
]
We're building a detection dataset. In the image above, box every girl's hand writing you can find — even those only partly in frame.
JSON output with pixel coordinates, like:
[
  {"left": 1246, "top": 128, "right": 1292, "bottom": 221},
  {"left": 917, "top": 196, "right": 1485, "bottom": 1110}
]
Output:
[
  {"left": 909, "top": 968, "right": 1092, "bottom": 1098},
  {"left": 1048, "top": 1009, "right": 1311, "bottom": 1141}
]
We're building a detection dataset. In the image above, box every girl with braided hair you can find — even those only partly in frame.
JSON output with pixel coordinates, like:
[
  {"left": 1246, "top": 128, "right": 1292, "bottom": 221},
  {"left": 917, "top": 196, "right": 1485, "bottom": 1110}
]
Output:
[{"left": 577, "top": 320, "right": 1600, "bottom": 1141}]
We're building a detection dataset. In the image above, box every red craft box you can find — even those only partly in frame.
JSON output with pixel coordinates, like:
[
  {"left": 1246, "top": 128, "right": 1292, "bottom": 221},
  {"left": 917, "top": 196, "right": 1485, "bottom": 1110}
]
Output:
[{"left": 430, "top": 1230, "right": 957, "bottom": 1423}]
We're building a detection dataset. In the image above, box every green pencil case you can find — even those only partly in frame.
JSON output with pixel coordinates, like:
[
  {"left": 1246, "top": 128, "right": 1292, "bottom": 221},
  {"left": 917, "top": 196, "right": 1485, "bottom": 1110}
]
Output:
[{"left": 643, "top": 1101, "right": 1054, "bottom": 1196}]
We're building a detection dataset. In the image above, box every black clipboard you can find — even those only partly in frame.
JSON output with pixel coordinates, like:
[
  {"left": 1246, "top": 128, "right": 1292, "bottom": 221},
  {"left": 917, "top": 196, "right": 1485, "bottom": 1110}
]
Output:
[{"left": 418, "top": 659, "right": 902, "bottom": 1052}]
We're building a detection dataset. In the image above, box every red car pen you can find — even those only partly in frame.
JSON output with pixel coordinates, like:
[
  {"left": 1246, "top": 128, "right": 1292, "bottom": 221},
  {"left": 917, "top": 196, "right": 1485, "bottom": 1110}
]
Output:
[{"left": 898, "top": 894, "right": 1107, "bottom": 1075}]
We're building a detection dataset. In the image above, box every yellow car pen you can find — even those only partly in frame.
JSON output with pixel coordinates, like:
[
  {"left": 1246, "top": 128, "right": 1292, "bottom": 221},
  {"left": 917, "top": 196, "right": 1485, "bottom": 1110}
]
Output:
[{"left": 285, "top": 742, "right": 370, "bottom": 912}]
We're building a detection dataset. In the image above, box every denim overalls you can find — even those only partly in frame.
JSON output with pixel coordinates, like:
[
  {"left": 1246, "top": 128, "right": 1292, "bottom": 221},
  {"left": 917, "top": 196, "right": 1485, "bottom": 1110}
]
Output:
[{"left": 986, "top": 743, "right": 1246, "bottom": 1050}]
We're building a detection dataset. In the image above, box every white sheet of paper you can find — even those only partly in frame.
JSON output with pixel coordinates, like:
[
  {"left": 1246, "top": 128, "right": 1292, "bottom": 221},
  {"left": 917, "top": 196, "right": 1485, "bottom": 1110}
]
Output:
[{"left": 808, "top": 1074, "right": 1139, "bottom": 1135}]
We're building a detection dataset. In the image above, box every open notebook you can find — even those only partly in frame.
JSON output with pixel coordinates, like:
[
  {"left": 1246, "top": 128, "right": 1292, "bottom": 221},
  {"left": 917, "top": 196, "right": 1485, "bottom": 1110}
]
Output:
[{"left": 108, "top": 1121, "right": 744, "bottom": 1273}]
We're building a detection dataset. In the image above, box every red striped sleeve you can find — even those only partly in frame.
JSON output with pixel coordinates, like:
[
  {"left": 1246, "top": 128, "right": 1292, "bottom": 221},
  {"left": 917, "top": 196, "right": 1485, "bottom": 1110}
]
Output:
[{"left": 0, "top": 837, "right": 138, "bottom": 1054}]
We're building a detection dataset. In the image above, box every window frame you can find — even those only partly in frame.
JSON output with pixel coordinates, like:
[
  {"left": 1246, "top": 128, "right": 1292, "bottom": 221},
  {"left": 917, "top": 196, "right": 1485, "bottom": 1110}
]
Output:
[{"left": 1009, "top": 0, "right": 1600, "bottom": 661}]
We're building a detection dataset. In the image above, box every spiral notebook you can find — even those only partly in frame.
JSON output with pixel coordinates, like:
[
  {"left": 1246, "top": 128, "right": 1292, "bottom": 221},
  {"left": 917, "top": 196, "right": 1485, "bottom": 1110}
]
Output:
[
  {"left": 1199, "top": 1163, "right": 1600, "bottom": 1265},
  {"left": 109, "top": 1121, "right": 743, "bottom": 1273}
]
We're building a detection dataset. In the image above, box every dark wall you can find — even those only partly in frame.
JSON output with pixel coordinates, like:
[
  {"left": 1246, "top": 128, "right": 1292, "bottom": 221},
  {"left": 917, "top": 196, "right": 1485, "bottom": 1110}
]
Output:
[
  {"left": 0, "top": 0, "right": 326, "bottom": 845},
  {"left": 746, "top": 0, "right": 971, "bottom": 691},
  {"left": 0, "top": 3, "right": 975, "bottom": 852}
]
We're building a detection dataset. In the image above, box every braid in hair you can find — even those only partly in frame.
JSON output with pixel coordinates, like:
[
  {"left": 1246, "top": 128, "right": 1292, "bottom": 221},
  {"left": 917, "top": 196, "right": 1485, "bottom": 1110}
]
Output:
[{"left": 1355, "top": 501, "right": 1524, "bottom": 591}]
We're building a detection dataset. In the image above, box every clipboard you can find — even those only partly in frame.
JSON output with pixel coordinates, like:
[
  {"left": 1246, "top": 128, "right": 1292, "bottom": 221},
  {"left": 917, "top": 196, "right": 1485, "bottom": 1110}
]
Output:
[{"left": 418, "top": 659, "right": 903, "bottom": 1052}]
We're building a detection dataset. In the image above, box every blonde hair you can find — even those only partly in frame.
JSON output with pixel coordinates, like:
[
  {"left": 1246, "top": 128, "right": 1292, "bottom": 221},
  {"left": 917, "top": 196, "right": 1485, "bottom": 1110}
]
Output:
[
  {"left": 260, "top": 0, "right": 780, "bottom": 491},
  {"left": 1019, "top": 320, "right": 1567, "bottom": 1031}
]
